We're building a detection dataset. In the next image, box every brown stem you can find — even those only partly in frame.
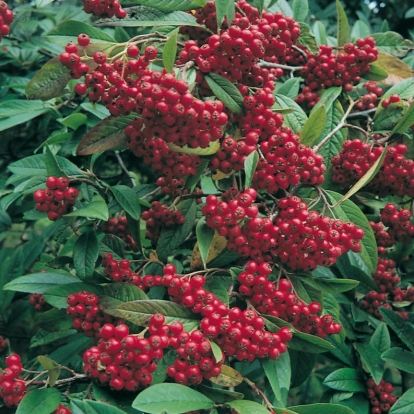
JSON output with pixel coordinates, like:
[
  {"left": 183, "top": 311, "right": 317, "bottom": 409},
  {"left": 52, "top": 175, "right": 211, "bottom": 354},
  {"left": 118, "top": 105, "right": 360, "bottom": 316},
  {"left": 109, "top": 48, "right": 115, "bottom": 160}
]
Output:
[
  {"left": 243, "top": 377, "right": 274, "bottom": 412},
  {"left": 257, "top": 60, "right": 304, "bottom": 72}
]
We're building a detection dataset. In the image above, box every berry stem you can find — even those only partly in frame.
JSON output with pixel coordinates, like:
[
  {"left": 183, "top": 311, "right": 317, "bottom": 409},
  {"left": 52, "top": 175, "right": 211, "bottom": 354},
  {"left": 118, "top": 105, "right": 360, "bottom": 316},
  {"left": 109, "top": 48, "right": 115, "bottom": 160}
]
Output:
[
  {"left": 243, "top": 376, "right": 274, "bottom": 411},
  {"left": 257, "top": 60, "right": 304, "bottom": 72},
  {"left": 115, "top": 150, "right": 136, "bottom": 186}
]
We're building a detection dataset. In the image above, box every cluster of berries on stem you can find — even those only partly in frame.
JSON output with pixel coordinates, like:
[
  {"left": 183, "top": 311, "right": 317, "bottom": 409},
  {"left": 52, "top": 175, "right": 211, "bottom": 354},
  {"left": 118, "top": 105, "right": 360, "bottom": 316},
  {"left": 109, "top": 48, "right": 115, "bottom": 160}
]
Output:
[
  {"left": 0, "top": 354, "right": 26, "bottom": 408},
  {"left": 101, "top": 216, "right": 138, "bottom": 251},
  {"left": 366, "top": 378, "right": 396, "bottom": 414},
  {"left": 81, "top": 0, "right": 126, "bottom": 18},
  {"left": 29, "top": 293, "right": 51, "bottom": 312},
  {"left": 33, "top": 176, "right": 79, "bottom": 221},
  {"left": 0, "top": 1, "right": 13, "bottom": 42}
]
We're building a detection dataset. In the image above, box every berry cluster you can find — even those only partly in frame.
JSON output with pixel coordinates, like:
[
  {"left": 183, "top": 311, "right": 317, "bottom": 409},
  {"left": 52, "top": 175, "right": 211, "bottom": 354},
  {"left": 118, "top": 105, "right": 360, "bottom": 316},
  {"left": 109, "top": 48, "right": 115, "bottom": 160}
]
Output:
[
  {"left": 141, "top": 201, "right": 186, "bottom": 244},
  {"left": 238, "top": 261, "right": 342, "bottom": 338},
  {"left": 29, "top": 293, "right": 51, "bottom": 312},
  {"left": 359, "top": 291, "right": 391, "bottom": 319},
  {"left": 381, "top": 94, "right": 401, "bottom": 108},
  {"left": 102, "top": 253, "right": 163, "bottom": 291},
  {"left": 0, "top": 335, "right": 7, "bottom": 353},
  {"left": 178, "top": 0, "right": 301, "bottom": 84},
  {"left": 82, "top": 0, "right": 126, "bottom": 18},
  {"left": 53, "top": 405, "right": 72, "bottom": 414},
  {"left": 162, "top": 264, "right": 292, "bottom": 362},
  {"left": 370, "top": 221, "right": 394, "bottom": 254},
  {"left": 33, "top": 176, "right": 78, "bottom": 221},
  {"left": 0, "top": 1, "right": 13, "bottom": 42},
  {"left": 373, "top": 258, "right": 400, "bottom": 294},
  {"left": 101, "top": 216, "right": 137, "bottom": 251},
  {"left": 66, "top": 291, "right": 118, "bottom": 338},
  {"left": 83, "top": 321, "right": 167, "bottom": 391},
  {"left": 0, "top": 354, "right": 26, "bottom": 408},
  {"left": 366, "top": 378, "right": 397, "bottom": 414},
  {"left": 297, "top": 38, "right": 378, "bottom": 108},
  {"left": 393, "top": 286, "right": 414, "bottom": 302},
  {"left": 332, "top": 141, "right": 414, "bottom": 197},
  {"left": 356, "top": 81, "right": 383, "bottom": 111},
  {"left": 380, "top": 203, "right": 414, "bottom": 244}
]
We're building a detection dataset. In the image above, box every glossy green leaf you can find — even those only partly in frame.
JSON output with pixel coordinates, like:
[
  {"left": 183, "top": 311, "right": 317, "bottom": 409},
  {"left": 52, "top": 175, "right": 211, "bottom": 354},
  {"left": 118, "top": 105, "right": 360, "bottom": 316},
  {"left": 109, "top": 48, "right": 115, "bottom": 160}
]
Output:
[
  {"left": 244, "top": 150, "right": 259, "bottom": 189},
  {"left": 113, "top": 0, "right": 205, "bottom": 11},
  {"left": 313, "top": 21, "right": 327, "bottom": 46},
  {"left": 372, "top": 31, "right": 414, "bottom": 58},
  {"left": 196, "top": 218, "right": 215, "bottom": 269},
  {"left": 198, "top": 384, "right": 244, "bottom": 404},
  {"left": 111, "top": 185, "right": 141, "bottom": 220},
  {"left": 336, "top": 0, "right": 350, "bottom": 46},
  {"left": 302, "top": 277, "right": 359, "bottom": 295},
  {"left": 300, "top": 105, "right": 327, "bottom": 147},
  {"left": 288, "top": 404, "right": 356, "bottom": 414},
  {"left": 277, "top": 78, "right": 301, "bottom": 100},
  {"left": 216, "top": 0, "right": 235, "bottom": 28},
  {"left": 16, "top": 388, "right": 61, "bottom": 414},
  {"left": 3, "top": 272, "right": 78, "bottom": 293},
  {"left": 76, "top": 115, "right": 133, "bottom": 156},
  {"left": 262, "top": 352, "right": 290, "bottom": 407},
  {"left": 381, "top": 348, "right": 414, "bottom": 375},
  {"left": 227, "top": 400, "right": 271, "bottom": 414},
  {"left": 118, "top": 299, "right": 199, "bottom": 330},
  {"left": 274, "top": 94, "right": 308, "bottom": 133},
  {"left": 389, "top": 388, "right": 414, "bottom": 414},
  {"left": 156, "top": 199, "right": 197, "bottom": 261},
  {"left": 292, "top": 0, "right": 308, "bottom": 22},
  {"left": 354, "top": 342, "right": 384, "bottom": 384},
  {"left": 297, "top": 22, "right": 318, "bottom": 54},
  {"left": 163, "top": 30, "right": 178, "bottom": 73},
  {"left": 132, "top": 383, "right": 214, "bottom": 413},
  {"left": 379, "top": 308, "right": 414, "bottom": 352},
  {"left": 391, "top": 101, "right": 414, "bottom": 136},
  {"left": 290, "top": 350, "right": 317, "bottom": 388},
  {"left": 370, "top": 323, "right": 390, "bottom": 354},
  {"left": 364, "top": 63, "right": 389, "bottom": 81},
  {"left": 65, "top": 197, "right": 109, "bottom": 221},
  {"left": 37, "top": 355, "right": 60, "bottom": 387},
  {"left": 205, "top": 73, "right": 244, "bottom": 115},
  {"left": 326, "top": 190, "right": 378, "bottom": 273},
  {"left": 323, "top": 368, "right": 365, "bottom": 392},
  {"left": 70, "top": 399, "right": 129, "bottom": 414},
  {"left": 203, "top": 274, "right": 231, "bottom": 305},
  {"left": 73, "top": 230, "right": 99, "bottom": 278}
]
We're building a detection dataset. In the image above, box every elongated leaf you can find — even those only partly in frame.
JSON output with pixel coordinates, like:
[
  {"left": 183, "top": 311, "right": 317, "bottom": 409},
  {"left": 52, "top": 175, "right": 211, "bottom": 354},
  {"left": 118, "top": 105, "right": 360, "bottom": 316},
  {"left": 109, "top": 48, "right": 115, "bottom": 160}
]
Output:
[
  {"left": 354, "top": 342, "right": 384, "bottom": 384},
  {"left": 300, "top": 105, "right": 326, "bottom": 146},
  {"left": 290, "top": 350, "right": 317, "bottom": 388},
  {"left": 37, "top": 355, "right": 60, "bottom": 386},
  {"left": 118, "top": 299, "right": 200, "bottom": 330},
  {"left": 26, "top": 57, "right": 72, "bottom": 100},
  {"left": 77, "top": 115, "right": 133, "bottom": 155},
  {"left": 210, "top": 365, "right": 243, "bottom": 387},
  {"left": 277, "top": 78, "right": 301, "bottom": 100},
  {"left": 262, "top": 352, "right": 290, "bottom": 407},
  {"left": 31, "top": 329, "right": 76, "bottom": 348},
  {"left": 375, "top": 52, "right": 413, "bottom": 80},
  {"left": 113, "top": 0, "right": 205, "bottom": 12},
  {"left": 196, "top": 218, "right": 215, "bottom": 268},
  {"left": 325, "top": 190, "right": 378, "bottom": 273},
  {"left": 302, "top": 277, "right": 359, "bottom": 295},
  {"left": 163, "top": 30, "right": 178, "bottom": 73},
  {"left": 275, "top": 94, "right": 308, "bottom": 133},
  {"left": 3, "top": 272, "right": 78, "bottom": 293},
  {"left": 334, "top": 148, "right": 387, "bottom": 205},
  {"left": 16, "top": 388, "right": 61, "bottom": 414},
  {"left": 111, "top": 185, "right": 141, "bottom": 220},
  {"left": 132, "top": 383, "right": 214, "bottom": 414},
  {"left": 313, "top": 87, "right": 342, "bottom": 112},
  {"left": 389, "top": 388, "right": 414, "bottom": 414},
  {"left": 381, "top": 348, "right": 414, "bottom": 375},
  {"left": 313, "top": 21, "right": 327, "bottom": 46},
  {"left": 70, "top": 399, "right": 129, "bottom": 414},
  {"left": 169, "top": 141, "right": 220, "bottom": 156},
  {"left": 95, "top": 7, "right": 201, "bottom": 27},
  {"left": 370, "top": 323, "right": 390, "bottom": 354},
  {"left": 73, "top": 230, "right": 99, "bottom": 278},
  {"left": 379, "top": 308, "right": 414, "bottom": 352},
  {"left": 288, "top": 404, "right": 355, "bottom": 414},
  {"left": 292, "top": 0, "right": 308, "bottom": 22},
  {"left": 372, "top": 31, "right": 414, "bottom": 58},
  {"left": 228, "top": 400, "right": 271, "bottom": 414},
  {"left": 216, "top": 0, "right": 234, "bottom": 27},
  {"left": 198, "top": 384, "right": 244, "bottom": 404},
  {"left": 244, "top": 151, "right": 259, "bottom": 189},
  {"left": 297, "top": 22, "right": 318, "bottom": 54},
  {"left": 45, "top": 145, "right": 65, "bottom": 177},
  {"left": 65, "top": 198, "right": 109, "bottom": 221},
  {"left": 156, "top": 199, "right": 197, "bottom": 261},
  {"left": 323, "top": 368, "right": 365, "bottom": 392},
  {"left": 205, "top": 73, "right": 244, "bottom": 115},
  {"left": 364, "top": 62, "right": 389, "bottom": 81},
  {"left": 336, "top": 0, "right": 350, "bottom": 46},
  {"left": 391, "top": 101, "right": 414, "bottom": 136}
]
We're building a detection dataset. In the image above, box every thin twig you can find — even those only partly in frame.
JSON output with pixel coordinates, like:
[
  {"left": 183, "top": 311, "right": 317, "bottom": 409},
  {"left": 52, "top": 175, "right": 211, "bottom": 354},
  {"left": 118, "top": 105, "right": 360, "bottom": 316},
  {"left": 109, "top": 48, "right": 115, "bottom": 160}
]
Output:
[
  {"left": 243, "top": 377, "right": 274, "bottom": 411},
  {"left": 343, "top": 123, "right": 369, "bottom": 138},
  {"left": 257, "top": 60, "right": 304, "bottom": 71},
  {"left": 347, "top": 107, "right": 376, "bottom": 119},
  {"left": 115, "top": 150, "right": 136, "bottom": 186}
]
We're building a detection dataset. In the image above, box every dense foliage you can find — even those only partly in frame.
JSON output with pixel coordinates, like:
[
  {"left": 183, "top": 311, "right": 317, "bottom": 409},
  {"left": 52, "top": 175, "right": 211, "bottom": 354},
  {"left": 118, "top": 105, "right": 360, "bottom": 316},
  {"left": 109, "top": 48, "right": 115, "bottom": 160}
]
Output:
[{"left": 1, "top": 0, "right": 414, "bottom": 413}]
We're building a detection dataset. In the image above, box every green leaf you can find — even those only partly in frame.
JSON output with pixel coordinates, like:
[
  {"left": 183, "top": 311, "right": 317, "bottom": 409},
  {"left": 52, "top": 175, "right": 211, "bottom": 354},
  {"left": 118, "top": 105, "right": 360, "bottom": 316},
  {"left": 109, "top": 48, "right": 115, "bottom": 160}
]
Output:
[
  {"left": 197, "top": 384, "right": 244, "bottom": 404},
  {"left": 156, "top": 199, "right": 197, "bottom": 261},
  {"left": 152, "top": 349, "right": 177, "bottom": 385},
  {"left": 114, "top": 0, "right": 205, "bottom": 12},
  {"left": 204, "top": 73, "right": 244, "bottom": 115},
  {"left": 59, "top": 113, "right": 88, "bottom": 131},
  {"left": 325, "top": 190, "right": 378, "bottom": 273},
  {"left": 300, "top": 105, "right": 327, "bottom": 146},
  {"left": 31, "top": 329, "right": 76, "bottom": 348},
  {"left": 381, "top": 77, "right": 414, "bottom": 101},
  {"left": 169, "top": 141, "right": 220, "bottom": 156},
  {"left": 334, "top": 148, "right": 387, "bottom": 205},
  {"left": 313, "top": 21, "right": 327, "bottom": 46},
  {"left": 227, "top": 400, "right": 271, "bottom": 414},
  {"left": 288, "top": 404, "right": 356, "bottom": 414},
  {"left": 372, "top": 31, "right": 414, "bottom": 58},
  {"left": 163, "top": 30, "right": 178, "bottom": 73},
  {"left": 292, "top": 0, "right": 308, "bottom": 22},
  {"left": 203, "top": 274, "right": 232, "bottom": 306},
  {"left": 196, "top": 218, "right": 215, "bottom": 269},
  {"left": 364, "top": 63, "right": 389, "bottom": 81},
  {"left": 3, "top": 272, "right": 79, "bottom": 293},
  {"left": 37, "top": 355, "right": 60, "bottom": 387},
  {"left": 354, "top": 342, "right": 384, "bottom": 384},
  {"left": 216, "top": 0, "right": 234, "bottom": 28},
  {"left": 351, "top": 20, "right": 371, "bottom": 41},
  {"left": 336, "top": 0, "right": 350, "bottom": 46},
  {"left": 43, "top": 282, "right": 104, "bottom": 309},
  {"left": 210, "top": 341, "right": 224, "bottom": 363},
  {"left": 16, "top": 388, "right": 61, "bottom": 414},
  {"left": 76, "top": 115, "right": 133, "bottom": 156},
  {"left": 70, "top": 399, "right": 129, "bottom": 414},
  {"left": 111, "top": 185, "right": 141, "bottom": 220},
  {"left": 65, "top": 197, "right": 109, "bottom": 221},
  {"left": 73, "top": 230, "right": 99, "bottom": 278},
  {"left": 297, "top": 22, "right": 318, "bottom": 54},
  {"left": 25, "top": 57, "right": 72, "bottom": 100},
  {"left": 274, "top": 95, "right": 308, "bottom": 133},
  {"left": 277, "top": 78, "right": 301, "bottom": 100},
  {"left": 118, "top": 299, "right": 199, "bottom": 330},
  {"left": 209, "top": 364, "right": 243, "bottom": 387},
  {"left": 289, "top": 350, "right": 317, "bottom": 388},
  {"left": 391, "top": 101, "right": 414, "bottom": 136},
  {"left": 132, "top": 383, "right": 214, "bottom": 414},
  {"left": 244, "top": 151, "right": 259, "bottom": 189},
  {"left": 379, "top": 308, "right": 414, "bottom": 352},
  {"left": 262, "top": 352, "right": 290, "bottom": 407},
  {"left": 389, "top": 388, "right": 414, "bottom": 414},
  {"left": 370, "top": 323, "right": 390, "bottom": 354},
  {"left": 381, "top": 348, "right": 414, "bottom": 375},
  {"left": 323, "top": 368, "right": 365, "bottom": 392},
  {"left": 302, "top": 277, "right": 359, "bottom": 295},
  {"left": 313, "top": 87, "right": 343, "bottom": 112}
]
